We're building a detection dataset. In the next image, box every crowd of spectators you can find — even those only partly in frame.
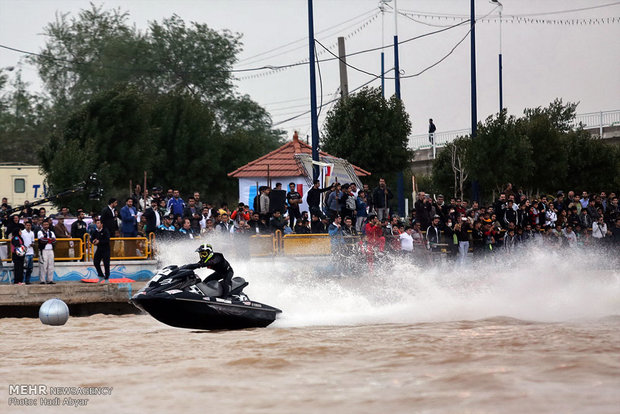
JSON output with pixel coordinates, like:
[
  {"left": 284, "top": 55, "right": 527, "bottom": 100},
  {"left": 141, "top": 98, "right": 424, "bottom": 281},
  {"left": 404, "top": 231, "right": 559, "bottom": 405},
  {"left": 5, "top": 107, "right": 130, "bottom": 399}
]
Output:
[{"left": 2, "top": 181, "right": 619, "bottom": 269}]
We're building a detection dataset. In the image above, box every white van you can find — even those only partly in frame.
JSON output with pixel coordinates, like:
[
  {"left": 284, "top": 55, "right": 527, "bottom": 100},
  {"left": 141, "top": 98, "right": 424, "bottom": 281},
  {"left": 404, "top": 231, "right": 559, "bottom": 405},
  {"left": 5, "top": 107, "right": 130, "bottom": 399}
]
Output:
[{"left": 0, "top": 163, "right": 51, "bottom": 210}]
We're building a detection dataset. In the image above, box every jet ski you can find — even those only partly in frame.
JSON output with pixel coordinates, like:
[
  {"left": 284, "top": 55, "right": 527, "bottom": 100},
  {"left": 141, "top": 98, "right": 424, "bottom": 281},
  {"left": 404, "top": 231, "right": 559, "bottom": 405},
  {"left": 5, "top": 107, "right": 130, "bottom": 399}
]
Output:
[{"left": 131, "top": 265, "right": 282, "bottom": 330}]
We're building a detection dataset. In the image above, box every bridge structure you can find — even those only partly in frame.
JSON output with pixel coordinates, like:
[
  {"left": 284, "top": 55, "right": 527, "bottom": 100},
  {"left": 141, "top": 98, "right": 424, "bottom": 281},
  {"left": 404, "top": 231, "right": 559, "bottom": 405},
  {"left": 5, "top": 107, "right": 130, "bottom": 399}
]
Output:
[{"left": 410, "top": 109, "right": 620, "bottom": 175}]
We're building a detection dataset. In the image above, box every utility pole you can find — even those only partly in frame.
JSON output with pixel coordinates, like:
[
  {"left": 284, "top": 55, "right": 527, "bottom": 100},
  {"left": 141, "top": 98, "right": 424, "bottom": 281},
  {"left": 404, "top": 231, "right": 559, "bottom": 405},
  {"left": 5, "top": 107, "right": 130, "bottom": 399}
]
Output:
[
  {"left": 393, "top": 0, "right": 405, "bottom": 217},
  {"left": 471, "top": 0, "right": 480, "bottom": 201},
  {"left": 308, "top": 0, "right": 320, "bottom": 181},
  {"left": 337, "top": 37, "right": 349, "bottom": 98}
]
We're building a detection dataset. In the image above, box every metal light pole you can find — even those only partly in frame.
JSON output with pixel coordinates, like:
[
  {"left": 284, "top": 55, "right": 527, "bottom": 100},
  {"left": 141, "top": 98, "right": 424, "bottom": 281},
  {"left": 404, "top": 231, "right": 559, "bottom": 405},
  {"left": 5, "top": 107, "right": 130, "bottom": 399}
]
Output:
[
  {"left": 471, "top": 0, "right": 480, "bottom": 201},
  {"left": 393, "top": 0, "right": 405, "bottom": 217},
  {"left": 491, "top": 0, "right": 503, "bottom": 113},
  {"left": 307, "top": 0, "right": 320, "bottom": 181}
]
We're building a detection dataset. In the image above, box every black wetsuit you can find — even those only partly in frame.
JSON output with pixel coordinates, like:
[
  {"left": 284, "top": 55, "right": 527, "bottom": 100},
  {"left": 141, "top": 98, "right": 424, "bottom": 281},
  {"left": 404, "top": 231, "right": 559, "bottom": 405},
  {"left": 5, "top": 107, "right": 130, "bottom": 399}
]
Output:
[{"left": 183, "top": 252, "right": 234, "bottom": 297}]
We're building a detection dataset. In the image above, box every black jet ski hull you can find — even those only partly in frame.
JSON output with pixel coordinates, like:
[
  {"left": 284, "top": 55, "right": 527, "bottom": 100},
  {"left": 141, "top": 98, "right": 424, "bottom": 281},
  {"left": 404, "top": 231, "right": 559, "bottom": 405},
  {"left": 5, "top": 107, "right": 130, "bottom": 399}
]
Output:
[{"left": 131, "top": 294, "right": 280, "bottom": 330}]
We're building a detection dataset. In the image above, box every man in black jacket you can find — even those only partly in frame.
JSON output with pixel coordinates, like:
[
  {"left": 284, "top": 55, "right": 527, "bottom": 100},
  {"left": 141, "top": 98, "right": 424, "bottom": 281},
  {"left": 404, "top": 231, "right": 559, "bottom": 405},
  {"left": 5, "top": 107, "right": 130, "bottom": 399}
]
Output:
[
  {"left": 91, "top": 218, "right": 111, "bottom": 283},
  {"left": 307, "top": 180, "right": 333, "bottom": 219},
  {"left": 183, "top": 243, "right": 234, "bottom": 298},
  {"left": 100, "top": 198, "right": 118, "bottom": 235},
  {"left": 143, "top": 199, "right": 161, "bottom": 235},
  {"left": 372, "top": 178, "right": 393, "bottom": 221}
]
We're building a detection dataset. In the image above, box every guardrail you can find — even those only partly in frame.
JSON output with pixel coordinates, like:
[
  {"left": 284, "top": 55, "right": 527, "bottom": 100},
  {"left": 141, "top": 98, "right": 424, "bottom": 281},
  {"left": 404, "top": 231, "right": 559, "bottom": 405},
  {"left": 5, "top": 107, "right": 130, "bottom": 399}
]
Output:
[
  {"left": 0, "top": 238, "right": 84, "bottom": 262},
  {"left": 409, "top": 109, "right": 620, "bottom": 150}
]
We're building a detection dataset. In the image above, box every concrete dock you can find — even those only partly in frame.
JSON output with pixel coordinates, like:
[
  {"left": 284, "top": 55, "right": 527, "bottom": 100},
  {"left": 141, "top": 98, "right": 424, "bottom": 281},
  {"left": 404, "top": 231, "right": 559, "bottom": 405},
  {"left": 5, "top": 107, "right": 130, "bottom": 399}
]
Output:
[{"left": 0, "top": 281, "right": 147, "bottom": 317}]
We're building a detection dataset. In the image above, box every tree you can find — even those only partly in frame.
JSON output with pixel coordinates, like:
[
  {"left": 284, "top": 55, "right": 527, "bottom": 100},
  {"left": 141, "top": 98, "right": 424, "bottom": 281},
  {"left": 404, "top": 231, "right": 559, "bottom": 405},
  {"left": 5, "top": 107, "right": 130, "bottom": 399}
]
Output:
[
  {"left": 467, "top": 111, "right": 535, "bottom": 195},
  {"left": 519, "top": 99, "right": 577, "bottom": 192},
  {"left": 0, "top": 68, "right": 50, "bottom": 163},
  {"left": 322, "top": 87, "right": 413, "bottom": 178},
  {"left": 432, "top": 137, "right": 471, "bottom": 199},
  {"left": 38, "top": 86, "right": 153, "bottom": 212},
  {"left": 564, "top": 129, "right": 620, "bottom": 191}
]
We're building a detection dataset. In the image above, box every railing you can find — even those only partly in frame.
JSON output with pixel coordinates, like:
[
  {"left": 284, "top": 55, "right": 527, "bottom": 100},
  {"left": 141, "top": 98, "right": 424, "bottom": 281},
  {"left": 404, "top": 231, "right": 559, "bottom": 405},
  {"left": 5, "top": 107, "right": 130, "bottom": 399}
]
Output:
[
  {"left": 409, "top": 128, "right": 470, "bottom": 150},
  {"left": 1, "top": 236, "right": 152, "bottom": 262},
  {"left": 409, "top": 109, "right": 620, "bottom": 150},
  {"left": 0, "top": 238, "right": 84, "bottom": 262}
]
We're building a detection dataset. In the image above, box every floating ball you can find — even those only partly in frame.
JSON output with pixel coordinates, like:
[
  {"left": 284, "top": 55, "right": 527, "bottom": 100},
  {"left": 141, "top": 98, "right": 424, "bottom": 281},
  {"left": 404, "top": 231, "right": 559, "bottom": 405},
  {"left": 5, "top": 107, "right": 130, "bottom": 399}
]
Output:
[{"left": 39, "top": 298, "right": 70, "bottom": 326}]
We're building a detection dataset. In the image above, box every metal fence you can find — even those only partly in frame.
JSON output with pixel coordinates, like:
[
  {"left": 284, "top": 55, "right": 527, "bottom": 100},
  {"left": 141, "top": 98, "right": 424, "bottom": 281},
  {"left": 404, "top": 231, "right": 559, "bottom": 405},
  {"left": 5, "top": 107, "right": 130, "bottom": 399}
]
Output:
[{"left": 409, "top": 109, "right": 620, "bottom": 150}]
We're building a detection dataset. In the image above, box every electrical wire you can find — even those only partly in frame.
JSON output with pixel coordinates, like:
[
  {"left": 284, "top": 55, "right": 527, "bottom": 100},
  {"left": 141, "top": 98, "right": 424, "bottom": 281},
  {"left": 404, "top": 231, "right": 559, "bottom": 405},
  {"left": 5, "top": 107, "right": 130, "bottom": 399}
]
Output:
[{"left": 236, "top": 8, "right": 379, "bottom": 66}]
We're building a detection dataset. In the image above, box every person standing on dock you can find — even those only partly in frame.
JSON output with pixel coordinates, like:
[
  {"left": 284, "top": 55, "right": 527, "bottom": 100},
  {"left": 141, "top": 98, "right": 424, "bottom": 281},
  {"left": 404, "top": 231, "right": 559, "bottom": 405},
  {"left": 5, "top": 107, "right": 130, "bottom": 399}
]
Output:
[
  {"left": 37, "top": 219, "right": 56, "bottom": 284},
  {"left": 10, "top": 227, "right": 26, "bottom": 285},
  {"left": 22, "top": 220, "right": 36, "bottom": 284},
  {"left": 91, "top": 218, "right": 111, "bottom": 283}
]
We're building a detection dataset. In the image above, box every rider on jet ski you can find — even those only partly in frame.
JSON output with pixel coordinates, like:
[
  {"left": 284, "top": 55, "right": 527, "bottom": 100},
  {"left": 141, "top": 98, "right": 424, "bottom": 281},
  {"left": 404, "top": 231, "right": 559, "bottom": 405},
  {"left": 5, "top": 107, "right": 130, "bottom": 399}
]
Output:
[{"left": 182, "top": 243, "right": 234, "bottom": 297}]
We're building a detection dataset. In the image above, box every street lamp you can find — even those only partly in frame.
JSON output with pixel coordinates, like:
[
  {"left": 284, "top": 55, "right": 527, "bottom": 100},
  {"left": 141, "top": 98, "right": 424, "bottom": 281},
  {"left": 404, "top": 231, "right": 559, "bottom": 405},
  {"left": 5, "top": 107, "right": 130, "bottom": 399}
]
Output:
[{"left": 490, "top": 0, "right": 503, "bottom": 113}]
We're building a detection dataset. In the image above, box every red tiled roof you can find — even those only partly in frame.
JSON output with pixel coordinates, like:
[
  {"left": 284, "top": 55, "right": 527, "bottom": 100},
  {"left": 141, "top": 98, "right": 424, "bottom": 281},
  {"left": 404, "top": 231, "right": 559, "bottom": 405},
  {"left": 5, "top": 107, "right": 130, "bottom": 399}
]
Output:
[{"left": 228, "top": 132, "right": 371, "bottom": 178}]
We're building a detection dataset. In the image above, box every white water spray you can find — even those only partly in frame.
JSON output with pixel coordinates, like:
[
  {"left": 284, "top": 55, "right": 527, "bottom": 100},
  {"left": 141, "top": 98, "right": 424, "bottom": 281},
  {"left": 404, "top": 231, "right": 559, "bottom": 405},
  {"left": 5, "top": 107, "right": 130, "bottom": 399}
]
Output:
[{"left": 157, "top": 238, "right": 620, "bottom": 327}]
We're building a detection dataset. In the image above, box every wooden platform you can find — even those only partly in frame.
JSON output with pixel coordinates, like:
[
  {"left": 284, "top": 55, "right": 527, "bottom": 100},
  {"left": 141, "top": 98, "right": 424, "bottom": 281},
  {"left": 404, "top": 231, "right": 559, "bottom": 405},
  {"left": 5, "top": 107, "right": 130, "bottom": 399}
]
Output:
[{"left": 0, "top": 281, "right": 147, "bottom": 317}]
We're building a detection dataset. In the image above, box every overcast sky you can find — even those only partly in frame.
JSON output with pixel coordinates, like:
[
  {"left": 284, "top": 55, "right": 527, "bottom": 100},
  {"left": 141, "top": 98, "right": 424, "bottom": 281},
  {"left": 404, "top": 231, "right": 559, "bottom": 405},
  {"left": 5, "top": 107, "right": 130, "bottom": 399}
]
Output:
[{"left": 1, "top": 0, "right": 618, "bottom": 140}]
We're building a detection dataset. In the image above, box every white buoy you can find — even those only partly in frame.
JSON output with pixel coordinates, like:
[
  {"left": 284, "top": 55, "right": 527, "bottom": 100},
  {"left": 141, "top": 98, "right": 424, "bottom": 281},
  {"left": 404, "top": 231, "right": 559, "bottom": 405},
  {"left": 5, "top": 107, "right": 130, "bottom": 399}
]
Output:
[{"left": 39, "top": 298, "right": 70, "bottom": 326}]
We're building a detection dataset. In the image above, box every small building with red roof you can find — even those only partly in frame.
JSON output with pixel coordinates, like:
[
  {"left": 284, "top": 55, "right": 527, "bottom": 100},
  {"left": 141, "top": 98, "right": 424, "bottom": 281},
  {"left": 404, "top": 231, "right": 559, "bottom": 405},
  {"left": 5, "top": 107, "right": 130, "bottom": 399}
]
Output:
[{"left": 228, "top": 132, "right": 370, "bottom": 210}]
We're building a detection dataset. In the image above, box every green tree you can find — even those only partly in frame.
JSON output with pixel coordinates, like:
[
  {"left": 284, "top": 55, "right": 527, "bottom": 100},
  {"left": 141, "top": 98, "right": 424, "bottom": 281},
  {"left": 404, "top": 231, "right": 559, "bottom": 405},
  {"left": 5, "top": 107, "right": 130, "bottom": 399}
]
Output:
[
  {"left": 321, "top": 87, "right": 413, "bottom": 178},
  {"left": 565, "top": 130, "right": 620, "bottom": 191},
  {"left": 467, "top": 111, "right": 535, "bottom": 195},
  {"left": 0, "top": 68, "right": 50, "bottom": 163},
  {"left": 519, "top": 99, "right": 577, "bottom": 192},
  {"left": 39, "top": 86, "right": 152, "bottom": 212}
]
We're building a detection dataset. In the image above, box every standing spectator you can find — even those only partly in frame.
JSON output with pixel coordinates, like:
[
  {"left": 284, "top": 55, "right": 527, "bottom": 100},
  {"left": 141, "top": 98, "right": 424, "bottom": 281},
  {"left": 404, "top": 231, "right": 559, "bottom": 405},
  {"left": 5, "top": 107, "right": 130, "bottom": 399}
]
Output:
[
  {"left": 372, "top": 178, "right": 393, "bottom": 221},
  {"left": 138, "top": 188, "right": 151, "bottom": 212},
  {"left": 120, "top": 198, "right": 138, "bottom": 237},
  {"left": 326, "top": 183, "right": 343, "bottom": 221},
  {"left": 167, "top": 190, "right": 185, "bottom": 218},
  {"left": 91, "top": 218, "right": 111, "bottom": 283},
  {"left": 54, "top": 215, "right": 70, "bottom": 238},
  {"left": 364, "top": 215, "right": 385, "bottom": 252},
  {"left": 144, "top": 199, "right": 161, "bottom": 235},
  {"left": 183, "top": 197, "right": 202, "bottom": 231},
  {"left": 355, "top": 190, "right": 368, "bottom": 233},
  {"left": 71, "top": 210, "right": 88, "bottom": 241},
  {"left": 328, "top": 215, "right": 345, "bottom": 251},
  {"left": 101, "top": 198, "right": 119, "bottom": 235},
  {"left": 54, "top": 215, "right": 72, "bottom": 259},
  {"left": 6, "top": 214, "right": 21, "bottom": 236},
  {"left": 591, "top": 216, "right": 609, "bottom": 243},
  {"left": 193, "top": 192, "right": 203, "bottom": 211},
  {"left": 341, "top": 184, "right": 357, "bottom": 220},
  {"left": 37, "top": 220, "right": 56, "bottom": 284},
  {"left": 426, "top": 215, "right": 442, "bottom": 252},
  {"left": 428, "top": 118, "right": 437, "bottom": 143},
  {"left": 306, "top": 180, "right": 332, "bottom": 219},
  {"left": 399, "top": 226, "right": 414, "bottom": 254},
  {"left": 259, "top": 186, "right": 271, "bottom": 221},
  {"left": 286, "top": 182, "right": 302, "bottom": 229},
  {"left": 456, "top": 217, "right": 470, "bottom": 265},
  {"left": 22, "top": 220, "right": 36, "bottom": 284},
  {"left": 269, "top": 183, "right": 287, "bottom": 216},
  {"left": 10, "top": 227, "right": 26, "bottom": 284}
]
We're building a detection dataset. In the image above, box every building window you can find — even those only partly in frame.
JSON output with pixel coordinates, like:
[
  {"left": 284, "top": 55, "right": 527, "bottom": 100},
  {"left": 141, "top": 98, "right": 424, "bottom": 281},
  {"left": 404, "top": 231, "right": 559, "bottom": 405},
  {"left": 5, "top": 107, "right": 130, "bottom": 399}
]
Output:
[{"left": 14, "top": 178, "right": 26, "bottom": 193}]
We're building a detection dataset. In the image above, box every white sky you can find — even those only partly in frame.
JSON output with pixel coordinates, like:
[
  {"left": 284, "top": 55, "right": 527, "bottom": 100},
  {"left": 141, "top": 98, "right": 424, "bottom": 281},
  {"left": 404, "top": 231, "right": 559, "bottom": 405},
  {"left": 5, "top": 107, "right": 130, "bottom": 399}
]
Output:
[{"left": 1, "top": 0, "right": 619, "bottom": 140}]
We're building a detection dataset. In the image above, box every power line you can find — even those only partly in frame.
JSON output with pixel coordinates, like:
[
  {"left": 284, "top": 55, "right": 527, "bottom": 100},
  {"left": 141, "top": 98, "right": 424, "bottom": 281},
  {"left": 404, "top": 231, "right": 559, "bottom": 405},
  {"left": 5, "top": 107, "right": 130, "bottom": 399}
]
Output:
[
  {"left": 236, "top": 8, "right": 379, "bottom": 67},
  {"left": 272, "top": 68, "right": 394, "bottom": 127}
]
